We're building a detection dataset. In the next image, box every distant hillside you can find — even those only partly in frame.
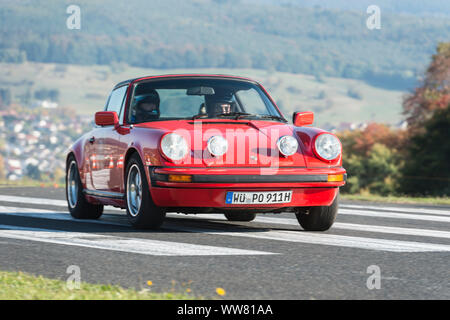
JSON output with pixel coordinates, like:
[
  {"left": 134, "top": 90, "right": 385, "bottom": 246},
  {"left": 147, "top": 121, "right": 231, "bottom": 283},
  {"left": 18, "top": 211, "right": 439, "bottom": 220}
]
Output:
[
  {"left": 0, "top": 0, "right": 449, "bottom": 90},
  {"left": 252, "top": 0, "right": 450, "bottom": 17},
  {"left": 0, "top": 62, "right": 404, "bottom": 128}
]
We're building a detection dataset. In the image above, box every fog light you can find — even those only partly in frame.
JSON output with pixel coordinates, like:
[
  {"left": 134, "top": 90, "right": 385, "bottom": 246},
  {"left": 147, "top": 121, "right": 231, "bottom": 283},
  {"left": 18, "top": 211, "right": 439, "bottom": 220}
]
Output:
[
  {"left": 168, "top": 174, "right": 192, "bottom": 182},
  {"left": 328, "top": 174, "right": 344, "bottom": 182}
]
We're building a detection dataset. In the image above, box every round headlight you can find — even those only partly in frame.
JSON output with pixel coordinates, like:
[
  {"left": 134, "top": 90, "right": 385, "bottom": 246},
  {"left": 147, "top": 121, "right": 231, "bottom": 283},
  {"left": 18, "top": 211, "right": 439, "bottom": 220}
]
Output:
[
  {"left": 160, "top": 133, "right": 189, "bottom": 161},
  {"left": 277, "top": 136, "right": 298, "bottom": 156},
  {"left": 314, "top": 133, "right": 341, "bottom": 161},
  {"left": 207, "top": 136, "right": 228, "bottom": 157}
]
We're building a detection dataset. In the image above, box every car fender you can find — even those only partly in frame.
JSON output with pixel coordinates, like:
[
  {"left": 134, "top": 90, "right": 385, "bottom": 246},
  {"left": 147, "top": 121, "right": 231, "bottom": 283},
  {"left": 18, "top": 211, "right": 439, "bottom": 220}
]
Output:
[
  {"left": 121, "top": 129, "right": 166, "bottom": 188},
  {"left": 294, "top": 127, "right": 343, "bottom": 167}
]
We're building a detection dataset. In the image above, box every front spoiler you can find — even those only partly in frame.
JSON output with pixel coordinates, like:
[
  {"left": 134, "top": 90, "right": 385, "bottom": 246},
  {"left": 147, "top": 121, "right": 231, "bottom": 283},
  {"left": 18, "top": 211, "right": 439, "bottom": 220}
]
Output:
[
  {"left": 148, "top": 166, "right": 345, "bottom": 209},
  {"left": 150, "top": 166, "right": 347, "bottom": 188}
]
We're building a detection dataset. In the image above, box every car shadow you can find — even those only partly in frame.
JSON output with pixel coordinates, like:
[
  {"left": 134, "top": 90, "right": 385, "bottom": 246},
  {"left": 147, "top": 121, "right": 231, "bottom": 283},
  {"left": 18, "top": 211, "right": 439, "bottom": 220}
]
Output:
[{"left": 0, "top": 210, "right": 303, "bottom": 235}]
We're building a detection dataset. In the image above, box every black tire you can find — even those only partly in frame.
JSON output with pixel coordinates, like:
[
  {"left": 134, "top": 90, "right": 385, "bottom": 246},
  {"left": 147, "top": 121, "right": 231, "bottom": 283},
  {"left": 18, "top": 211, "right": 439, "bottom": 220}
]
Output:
[
  {"left": 224, "top": 212, "right": 256, "bottom": 222},
  {"left": 66, "top": 155, "right": 103, "bottom": 219},
  {"left": 125, "top": 153, "right": 165, "bottom": 229},
  {"left": 295, "top": 192, "right": 339, "bottom": 231}
]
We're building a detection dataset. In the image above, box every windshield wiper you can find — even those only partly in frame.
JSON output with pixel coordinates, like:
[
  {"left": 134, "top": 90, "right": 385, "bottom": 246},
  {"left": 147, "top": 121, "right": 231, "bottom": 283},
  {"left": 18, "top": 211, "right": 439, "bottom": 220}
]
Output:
[
  {"left": 256, "top": 114, "right": 288, "bottom": 122},
  {"left": 192, "top": 112, "right": 251, "bottom": 120},
  {"left": 215, "top": 112, "right": 253, "bottom": 120},
  {"left": 192, "top": 114, "right": 209, "bottom": 120},
  {"left": 192, "top": 112, "right": 287, "bottom": 122}
]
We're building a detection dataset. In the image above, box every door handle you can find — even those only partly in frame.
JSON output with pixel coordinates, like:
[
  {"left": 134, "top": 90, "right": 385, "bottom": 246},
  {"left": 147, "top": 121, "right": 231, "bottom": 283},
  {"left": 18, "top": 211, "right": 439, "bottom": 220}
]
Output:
[{"left": 89, "top": 136, "right": 95, "bottom": 144}]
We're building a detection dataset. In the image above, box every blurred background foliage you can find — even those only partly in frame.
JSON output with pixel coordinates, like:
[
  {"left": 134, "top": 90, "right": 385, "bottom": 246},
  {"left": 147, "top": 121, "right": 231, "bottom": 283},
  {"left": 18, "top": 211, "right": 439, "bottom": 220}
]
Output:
[
  {"left": 341, "top": 43, "right": 450, "bottom": 196},
  {"left": 1, "top": 0, "right": 450, "bottom": 90},
  {"left": 0, "top": 0, "right": 448, "bottom": 197}
]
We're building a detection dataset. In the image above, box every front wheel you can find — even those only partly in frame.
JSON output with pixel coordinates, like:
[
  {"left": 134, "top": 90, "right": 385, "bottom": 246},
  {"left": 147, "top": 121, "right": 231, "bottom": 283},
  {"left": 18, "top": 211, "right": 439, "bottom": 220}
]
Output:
[
  {"left": 125, "top": 153, "right": 165, "bottom": 229},
  {"left": 295, "top": 192, "right": 339, "bottom": 231}
]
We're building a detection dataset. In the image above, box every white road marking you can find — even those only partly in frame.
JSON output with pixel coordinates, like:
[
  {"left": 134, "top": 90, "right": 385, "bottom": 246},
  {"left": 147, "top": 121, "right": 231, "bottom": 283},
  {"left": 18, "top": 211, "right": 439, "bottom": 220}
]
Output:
[
  {"left": 251, "top": 216, "right": 450, "bottom": 239},
  {"left": 170, "top": 210, "right": 450, "bottom": 224},
  {"left": 0, "top": 205, "right": 125, "bottom": 226},
  {"left": 0, "top": 224, "right": 275, "bottom": 256},
  {"left": 341, "top": 204, "right": 450, "bottom": 216},
  {"left": 0, "top": 195, "right": 125, "bottom": 211},
  {"left": 333, "top": 222, "right": 450, "bottom": 239},
  {"left": 163, "top": 225, "right": 450, "bottom": 252},
  {"left": 338, "top": 208, "right": 450, "bottom": 223},
  {"left": 2, "top": 205, "right": 450, "bottom": 239},
  {"left": 1, "top": 206, "right": 450, "bottom": 252},
  {"left": 4, "top": 206, "right": 450, "bottom": 240},
  {"left": 0, "top": 195, "right": 68, "bottom": 207},
  {"left": 0, "top": 195, "right": 449, "bottom": 217},
  {"left": 165, "top": 213, "right": 450, "bottom": 239}
]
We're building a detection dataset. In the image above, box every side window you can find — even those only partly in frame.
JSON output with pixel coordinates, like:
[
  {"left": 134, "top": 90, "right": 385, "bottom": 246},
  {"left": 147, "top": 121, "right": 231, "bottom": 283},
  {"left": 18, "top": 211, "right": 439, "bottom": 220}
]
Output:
[{"left": 106, "top": 86, "right": 128, "bottom": 120}]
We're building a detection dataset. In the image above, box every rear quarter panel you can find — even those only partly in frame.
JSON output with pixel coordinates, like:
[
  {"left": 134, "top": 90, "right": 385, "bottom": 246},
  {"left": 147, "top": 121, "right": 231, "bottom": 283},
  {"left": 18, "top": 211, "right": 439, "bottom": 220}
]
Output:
[{"left": 67, "top": 132, "right": 91, "bottom": 189}]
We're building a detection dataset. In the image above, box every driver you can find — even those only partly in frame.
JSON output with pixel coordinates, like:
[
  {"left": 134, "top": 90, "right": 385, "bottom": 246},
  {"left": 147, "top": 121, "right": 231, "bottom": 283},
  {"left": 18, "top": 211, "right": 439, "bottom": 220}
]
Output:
[
  {"left": 133, "top": 90, "right": 160, "bottom": 123},
  {"left": 205, "top": 91, "right": 235, "bottom": 116}
]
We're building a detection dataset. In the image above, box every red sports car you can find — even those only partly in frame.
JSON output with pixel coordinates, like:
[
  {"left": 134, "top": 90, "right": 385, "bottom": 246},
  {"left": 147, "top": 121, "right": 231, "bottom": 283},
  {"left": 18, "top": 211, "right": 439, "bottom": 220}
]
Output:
[{"left": 66, "top": 74, "right": 346, "bottom": 230}]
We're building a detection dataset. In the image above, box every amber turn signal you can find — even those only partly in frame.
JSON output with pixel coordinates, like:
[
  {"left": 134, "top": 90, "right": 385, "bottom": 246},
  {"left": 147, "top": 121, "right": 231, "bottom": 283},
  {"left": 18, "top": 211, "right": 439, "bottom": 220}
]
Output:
[
  {"left": 168, "top": 174, "right": 192, "bottom": 182},
  {"left": 327, "top": 174, "right": 344, "bottom": 182}
]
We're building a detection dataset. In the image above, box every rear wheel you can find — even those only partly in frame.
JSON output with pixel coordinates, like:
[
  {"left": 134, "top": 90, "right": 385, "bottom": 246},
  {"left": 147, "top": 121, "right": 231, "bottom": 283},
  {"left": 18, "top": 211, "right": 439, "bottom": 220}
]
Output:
[
  {"left": 295, "top": 192, "right": 339, "bottom": 231},
  {"left": 66, "top": 156, "right": 103, "bottom": 219},
  {"left": 125, "top": 153, "right": 165, "bottom": 229},
  {"left": 224, "top": 212, "right": 256, "bottom": 222}
]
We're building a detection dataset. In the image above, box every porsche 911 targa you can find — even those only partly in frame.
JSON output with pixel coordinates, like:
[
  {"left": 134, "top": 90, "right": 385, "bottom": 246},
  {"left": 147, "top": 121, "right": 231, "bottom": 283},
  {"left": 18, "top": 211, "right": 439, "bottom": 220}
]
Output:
[{"left": 66, "top": 74, "right": 346, "bottom": 230}]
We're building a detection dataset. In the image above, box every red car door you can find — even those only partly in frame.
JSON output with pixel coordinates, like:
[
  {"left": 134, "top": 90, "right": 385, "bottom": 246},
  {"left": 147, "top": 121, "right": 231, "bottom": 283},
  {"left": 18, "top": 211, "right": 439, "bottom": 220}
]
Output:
[{"left": 90, "top": 85, "right": 128, "bottom": 193}]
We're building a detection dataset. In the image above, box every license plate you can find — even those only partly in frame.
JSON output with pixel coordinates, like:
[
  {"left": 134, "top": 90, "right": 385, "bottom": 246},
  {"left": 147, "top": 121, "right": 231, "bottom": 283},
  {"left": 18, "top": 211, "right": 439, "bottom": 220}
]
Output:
[{"left": 225, "top": 191, "right": 293, "bottom": 204}]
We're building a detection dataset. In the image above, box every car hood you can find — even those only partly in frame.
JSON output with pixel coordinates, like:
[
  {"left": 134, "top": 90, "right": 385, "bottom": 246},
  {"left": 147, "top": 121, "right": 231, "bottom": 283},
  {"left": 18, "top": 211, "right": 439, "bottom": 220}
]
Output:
[{"left": 136, "top": 119, "right": 306, "bottom": 167}]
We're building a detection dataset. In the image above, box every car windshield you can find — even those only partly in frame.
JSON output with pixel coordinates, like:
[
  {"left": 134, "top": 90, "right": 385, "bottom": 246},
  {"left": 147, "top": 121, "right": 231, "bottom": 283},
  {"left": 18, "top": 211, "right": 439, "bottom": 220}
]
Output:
[{"left": 127, "top": 78, "right": 285, "bottom": 124}]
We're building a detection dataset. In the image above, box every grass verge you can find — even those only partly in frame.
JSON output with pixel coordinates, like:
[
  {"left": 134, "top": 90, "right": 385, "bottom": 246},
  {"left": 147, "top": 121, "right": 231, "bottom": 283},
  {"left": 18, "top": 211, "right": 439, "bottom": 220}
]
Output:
[
  {"left": 0, "top": 179, "right": 62, "bottom": 188},
  {"left": 0, "top": 270, "right": 198, "bottom": 300},
  {"left": 341, "top": 193, "right": 450, "bottom": 206}
]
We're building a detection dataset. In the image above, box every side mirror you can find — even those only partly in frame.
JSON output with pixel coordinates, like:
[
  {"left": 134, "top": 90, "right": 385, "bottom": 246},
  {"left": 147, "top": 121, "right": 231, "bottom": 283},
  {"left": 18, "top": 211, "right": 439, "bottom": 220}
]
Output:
[
  {"left": 95, "top": 111, "right": 119, "bottom": 127},
  {"left": 293, "top": 111, "right": 314, "bottom": 126}
]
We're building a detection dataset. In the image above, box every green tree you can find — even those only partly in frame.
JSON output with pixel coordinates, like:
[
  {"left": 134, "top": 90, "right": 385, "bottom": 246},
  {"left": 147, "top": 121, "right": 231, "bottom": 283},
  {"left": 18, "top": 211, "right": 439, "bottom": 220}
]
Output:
[
  {"left": 342, "top": 143, "right": 401, "bottom": 196},
  {"left": 340, "top": 123, "right": 405, "bottom": 196},
  {"left": 400, "top": 105, "right": 450, "bottom": 196},
  {"left": 400, "top": 43, "right": 450, "bottom": 196},
  {"left": 403, "top": 42, "right": 450, "bottom": 133},
  {"left": 26, "top": 164, "right": 41, "bottom": 181}
]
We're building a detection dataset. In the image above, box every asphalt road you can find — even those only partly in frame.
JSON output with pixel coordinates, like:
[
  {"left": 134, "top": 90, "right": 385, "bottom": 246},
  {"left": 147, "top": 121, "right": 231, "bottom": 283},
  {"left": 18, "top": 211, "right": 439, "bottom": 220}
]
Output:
[{"left": 0, "top": 187, "right": 449, "bottom": 299}]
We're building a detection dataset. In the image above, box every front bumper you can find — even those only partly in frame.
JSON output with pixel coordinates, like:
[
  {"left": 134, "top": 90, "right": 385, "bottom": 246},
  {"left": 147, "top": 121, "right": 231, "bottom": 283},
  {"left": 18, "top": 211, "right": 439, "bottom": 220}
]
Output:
[{"left": 149, "top": 166, "right": 346, "bottom": 209}]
